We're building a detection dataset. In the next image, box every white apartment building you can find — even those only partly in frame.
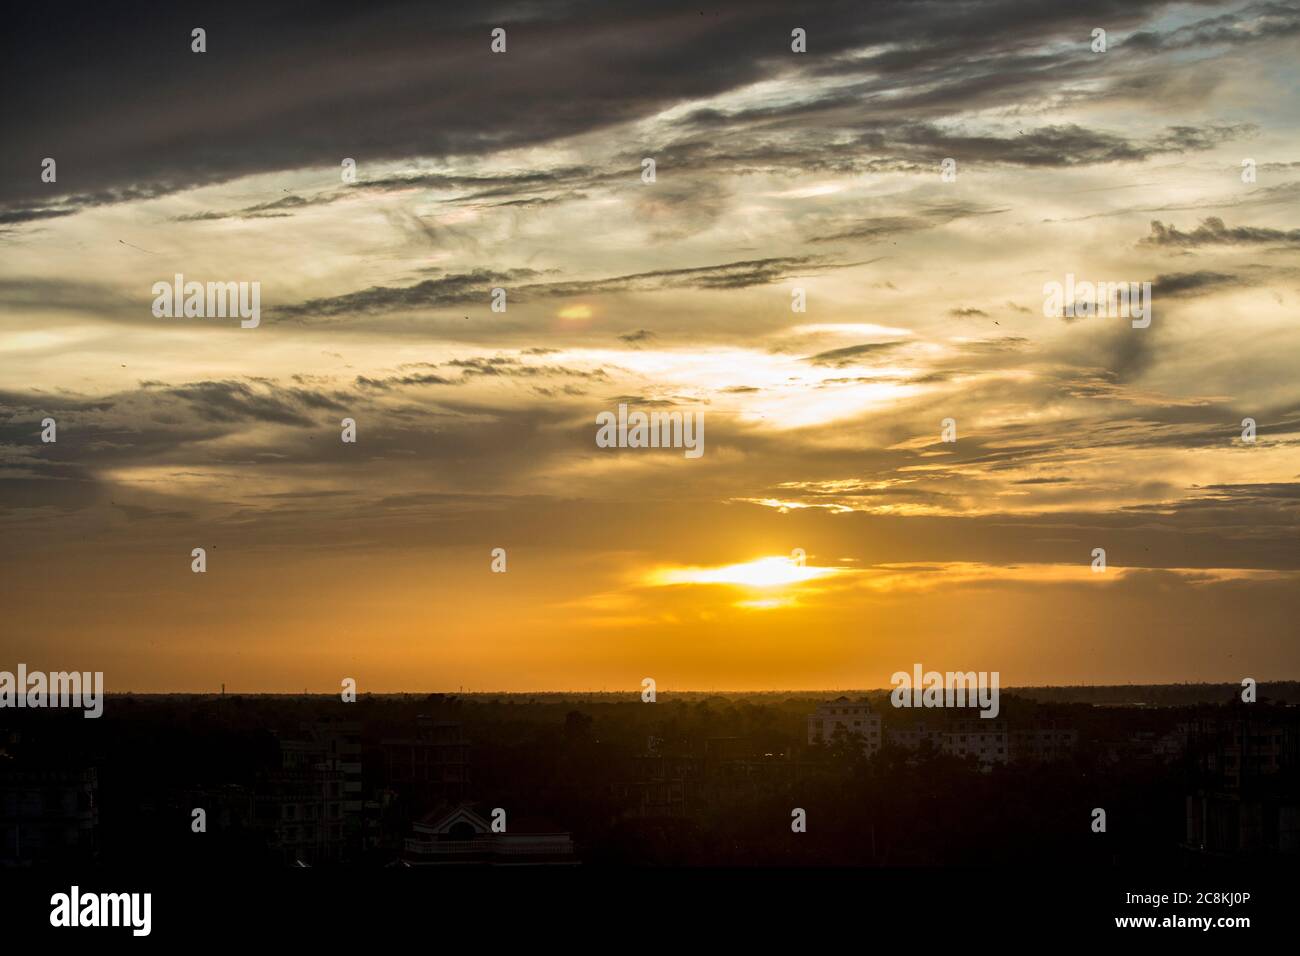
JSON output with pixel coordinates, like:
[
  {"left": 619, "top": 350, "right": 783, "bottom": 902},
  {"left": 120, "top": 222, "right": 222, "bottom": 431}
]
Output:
[
  {"left": 807, "top": 697, "right": 882, "bottom": 756},
  {"left": 887, "top": 719, "right": 1079, "bottom": 768},
  {"left": 940, "top": 719, "right": 1010, "bottom": 767}
]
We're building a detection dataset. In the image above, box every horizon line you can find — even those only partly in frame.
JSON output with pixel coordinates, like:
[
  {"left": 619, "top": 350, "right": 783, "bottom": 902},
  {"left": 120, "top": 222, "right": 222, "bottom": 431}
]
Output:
[{"left": 78, "top": 678, "right": 1300, "bottom": 697}]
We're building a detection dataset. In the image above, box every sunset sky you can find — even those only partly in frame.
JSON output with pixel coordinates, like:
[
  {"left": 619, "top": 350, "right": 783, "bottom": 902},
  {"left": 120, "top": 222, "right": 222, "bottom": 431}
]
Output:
[{"left": 2, "top": 1, "right": 1298, "bottom": 691}]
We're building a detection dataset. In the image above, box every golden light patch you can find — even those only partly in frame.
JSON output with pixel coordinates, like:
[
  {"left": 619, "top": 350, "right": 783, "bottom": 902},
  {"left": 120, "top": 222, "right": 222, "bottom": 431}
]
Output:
[
  {"left": 734, "top": 597, "right": 793, "bottom": 610},
  {"left": 646, "top": 555, "right": 843, "bottom": 589},
  {"left": 557, "top": 304, "right": 593, "bottom": 321}
]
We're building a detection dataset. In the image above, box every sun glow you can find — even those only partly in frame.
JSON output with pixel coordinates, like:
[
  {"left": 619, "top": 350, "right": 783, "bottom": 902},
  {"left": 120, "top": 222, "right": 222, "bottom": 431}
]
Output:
[
  {"left": 557, "top": 304, "right": 593, "bottom": 321},
  {"left": 646, "top": 555, "right": 843, "bottom": 589}
]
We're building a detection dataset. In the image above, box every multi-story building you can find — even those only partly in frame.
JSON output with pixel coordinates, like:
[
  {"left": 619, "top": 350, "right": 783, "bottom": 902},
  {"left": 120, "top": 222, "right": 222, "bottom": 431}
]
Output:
[
  {"left": 1188, "top": 714, "right": 1290, "bottom": 790},
  {"left": 807, "top": 697, "right": 882, "bottom": 755},
  {"left": 260, "top": 766, "right": 346, "bottom": 866},
  {"left": 381, "top": 717, "right": 470, "bottom": 811},
  {"left": 698, "top": 737, "right": 802, "bottom": 803},
  {"left": 281, "top": 719, "right": 364, "bottom": 841},
  {"left": 611, "top": 738, "right": 695, "bottom": 818},
  {"left": 943, "top": 719, "right": 1010, "bottom": 766},
  {"left": 1185, "top": 710, "right": 1300, "bottom": 855},
  {"left": 886, "top": 718, "right": 1077, "bottom": 768},
  {"left": 1009, "top": 725, "right": 1079, "bottom": 763},
  {"left": 0, "top": 765, "right": 98, "bottom": 867},
  {"left": 258, "top": 721, "right": 365, "bottom": 865},
  {"left": 886, "top": 718, "right": 944, "bottom": 753}
]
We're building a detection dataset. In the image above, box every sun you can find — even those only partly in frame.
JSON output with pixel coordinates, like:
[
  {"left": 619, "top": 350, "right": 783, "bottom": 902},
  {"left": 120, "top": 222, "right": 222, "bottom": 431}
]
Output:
[{"left": 647, "top": 555, "right": 842, "bottom": 589}]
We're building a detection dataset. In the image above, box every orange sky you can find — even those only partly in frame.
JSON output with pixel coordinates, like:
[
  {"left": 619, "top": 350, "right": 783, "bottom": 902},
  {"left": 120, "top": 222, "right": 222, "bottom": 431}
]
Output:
[{"left": 2, "top": 3, "right": 1299, "bottom": 690}]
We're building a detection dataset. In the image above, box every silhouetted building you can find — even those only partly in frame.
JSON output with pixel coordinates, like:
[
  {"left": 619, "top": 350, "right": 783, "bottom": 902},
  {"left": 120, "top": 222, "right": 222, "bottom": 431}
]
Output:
[
  {"left": 888, "top": 717, "right": 1008, "bottom": 766},
  {"left": 1185, "top": 710, "right": 1300, "bottom": 855},
  {"left": 887, "top": 717, "right": 1076, "bottom": 767},
  {"left": 1009, "top": 724, "right": 1078, "bottom": 763},
  {"left": 886, "top": 717, "right": 944, "bottom": 754},
  {"left": 1103, "top": 722, "right": 1190, "bottom": 765},
  {"left": 699, "top": 737, "right": 801, "bottom": 802},
  {"left": 401, "top": 803, "right": 576, "bottom": 865},
  {"left": 174, "top": 783, "right": 256, "bottom": 831},
  {"left": 612, "top": 737, "right": 695, "bottom": 818},
  {"left": 1188, "top": 713, "right": 1292, "bottom": 790},
  {"left": 280, "top": 720, "right": 366, "bottom": 850},
  {"left": 258, "top": 722, "right": 363, "bottom": 865},
  {"left": 943, "top": 719, "right": 1009, "bottom": 766},
  {"left": 381, "top": 717, "right": 469, "bottom": 810},
  {"left": 0, "top": 764, "right": 98, "bottom": 866}
]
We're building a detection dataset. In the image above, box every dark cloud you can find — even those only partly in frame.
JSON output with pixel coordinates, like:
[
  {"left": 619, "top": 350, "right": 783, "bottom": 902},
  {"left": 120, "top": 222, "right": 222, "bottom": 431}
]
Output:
[
  {"left": 3, "top": 0, "right": 1277, "bottom": 226},
  {"left": 161, "top": 380, "right": 348, "bottom": 426},
  {"left": 1144, "top": 217, "right": 1300, "bottom": 247},
  {"left": 618, "top": 329, "right": 656, "bottom": 347},
  {"left": 805, "top": 342, "right": 907, "bottom": 368},
  {"left": 174, "top": 167, "right": 605, "bottom": 222},
  {"left": 1152, "top": 270, "right": 1242, "bottom": 297},
  {"left": 349, "top": 355, "right": 614, "bottom": 390},
  {"left": 0, "top": 1, "right": 894, "bottom": 215},
  {"left": 355, "top": 372, "right": 456, "bottom": 391},
  {"left": 1191, "top": 482, "right": 1300, "bottom": 501},
  {"left": 881, "top": 122, "right": 1251, "bottom": 168},
  {"left": 445, "top": 356, "right": 610, "bottom": 381},
  {"left": 810, "top": 200, "right": 1006, "bottom": 244},
  {"left": 274, "top": 269, "right": 540, "bottom": 319},
  {"left": 274, "top": 256, "right": 854, "bottom": 322},
  {"left": 1124, "top": 2, "right": 1300, "bottom": 52}
]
